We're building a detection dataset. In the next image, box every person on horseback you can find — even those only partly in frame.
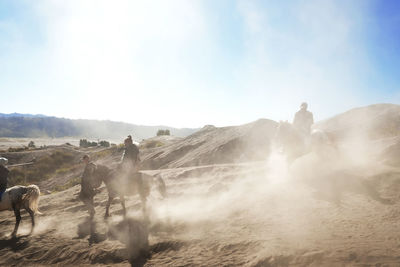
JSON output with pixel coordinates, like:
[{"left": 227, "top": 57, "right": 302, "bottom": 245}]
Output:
[
  {"left": 293, "top": 102, "right": 314, "bottom": 150},
  {"left": 0, "top": 157, "right": 9, "bottom": 201},
  {"left": 120, "top": 135, "right": 143, "bottom": 194},
  {"left": 121, "top": 135, "right": 140, "bottom": 172},
  {"left": 293, "top": 102, "right": 314, "bottom": 137}
]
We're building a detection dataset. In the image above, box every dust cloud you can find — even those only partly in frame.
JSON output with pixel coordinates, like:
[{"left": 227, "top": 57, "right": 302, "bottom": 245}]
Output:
[
  {"left": 1, "top": 106, "right": 398, "bottom": 266},
  {"left": 140, "top": 114, "right": 394, "bottom": 265}
]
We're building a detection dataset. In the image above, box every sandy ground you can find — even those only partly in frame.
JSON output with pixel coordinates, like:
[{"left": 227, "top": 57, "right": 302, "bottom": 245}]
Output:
[
  {"left": 1, "top": 104, "right": 400, "bottom": 266},
  {"left": 0, "top": 155, "right": 399, "bottom": 266}
]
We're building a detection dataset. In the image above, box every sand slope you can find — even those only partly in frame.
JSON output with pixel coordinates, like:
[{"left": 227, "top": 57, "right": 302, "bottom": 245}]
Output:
[
  {"left": 0, "top": 161, "right": 399, "bottom": 266},
  {"left": 0, "top": 104, "right": 400, "bottom": 266},
  {"left": 141, "top": 119, "right": 277, "bottom": 169}
]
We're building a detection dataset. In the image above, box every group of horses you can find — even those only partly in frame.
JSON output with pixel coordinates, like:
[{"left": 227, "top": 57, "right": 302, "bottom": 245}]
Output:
[
  {"left": 0, "top": 121, "right": 333, "bottom": 238},
  {"left": 0, "top": 164, "right": 167, "bottom": 238}
]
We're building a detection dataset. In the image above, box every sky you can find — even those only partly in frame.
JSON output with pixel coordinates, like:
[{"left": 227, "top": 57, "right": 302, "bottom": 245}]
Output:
[{"left": 0, "top": 0, "right": 399, "bottom": 128}]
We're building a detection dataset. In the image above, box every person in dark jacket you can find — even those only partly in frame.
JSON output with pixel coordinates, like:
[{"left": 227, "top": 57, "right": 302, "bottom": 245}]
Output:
[
  {"left": 121, "top": 135, "right": 140, "bottom": 171},
  {"left": 79, "top": 155, "right": 97, "bottom": 218},
  {"left": 293, "top": 102, "right": 314, "bottom": 136},
  {"left": 0, "top": 157, "right": 10, "bottom": 201},
  {"left": 120, "top": 135, "right": 143, "bottom": 190}
]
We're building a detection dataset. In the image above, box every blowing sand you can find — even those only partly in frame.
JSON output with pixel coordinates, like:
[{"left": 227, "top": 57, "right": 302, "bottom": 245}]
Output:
[
  {"left": 0, "top": 152, "right": 399, "bottom": 266},
  {"left": 1, "top": 104, "right": 400, "bottom": 266}
]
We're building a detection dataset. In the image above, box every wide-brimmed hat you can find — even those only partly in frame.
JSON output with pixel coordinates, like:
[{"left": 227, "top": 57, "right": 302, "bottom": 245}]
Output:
[{"left": 0, "top": 157, "right": 8, "bottom": 166}]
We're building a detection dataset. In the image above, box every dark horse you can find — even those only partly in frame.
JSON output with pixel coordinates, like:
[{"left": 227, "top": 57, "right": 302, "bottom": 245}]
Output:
[
  {"left": 0, "top": 185, "right": 41, "bottom": 237},
  {"left": 93, "top": 165, "right": 166, "bottom": 218},
  {"left": 275, "top": 121, "right": 337, "bottom": 164}
]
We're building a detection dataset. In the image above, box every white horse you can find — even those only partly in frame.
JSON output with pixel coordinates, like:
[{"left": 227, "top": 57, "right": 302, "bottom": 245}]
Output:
[{"left": 0, "top": 185, "right": 41, "bottom": 237}]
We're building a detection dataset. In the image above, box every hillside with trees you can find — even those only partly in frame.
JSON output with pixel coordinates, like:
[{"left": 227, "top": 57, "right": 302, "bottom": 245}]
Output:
[{"left": 0, "top": 114, "right": 198, "bottom": 140}]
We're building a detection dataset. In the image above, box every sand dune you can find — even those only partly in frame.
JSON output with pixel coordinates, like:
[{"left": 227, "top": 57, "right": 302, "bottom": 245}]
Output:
[
  {"left": 0, "top": 104, "right": 400, "bottom": 266},
  {"left": 141, "top": 119, "right": 277, "bottom": 169}
]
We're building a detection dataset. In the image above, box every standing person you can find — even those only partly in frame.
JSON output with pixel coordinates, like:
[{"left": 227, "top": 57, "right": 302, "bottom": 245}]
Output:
[
  {"left": 121, "top": 135, "right": 140, "bottom": 172},
  {"left": 293, "top": 102, "right": 314, "bottom": 136},
  {"left": 79, "top": 155, "right": 97, "bottom": 219},
  {"left": 0, "top": 157, "right": 9, "bottom": 201}
]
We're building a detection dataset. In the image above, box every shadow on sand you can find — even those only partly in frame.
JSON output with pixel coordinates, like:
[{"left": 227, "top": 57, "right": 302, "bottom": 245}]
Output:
[
  {"left": 76, "top": 216, "right": 151, "bottom": 267},
  {"left": 0, "top": 235, "right": 30, "bottom": 252},
  {"left": 108, "top": 217, "right": 150, "bottom": 267},
  {"left": 76, "top": 217, "right": 107, "bottom": 245}
]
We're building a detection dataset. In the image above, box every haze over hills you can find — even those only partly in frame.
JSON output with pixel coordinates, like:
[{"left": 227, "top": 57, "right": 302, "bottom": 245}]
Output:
[
  {"left": 315, "top": 103, "right": 400, "bottom": 140},
  {"left": 1, "top": 103, "right": 400, "bottom": 266},
  {"left": 1, "top": 103, "right": 399, "bottom": 145},
  {"left": 139, "top": 103, "right": 400, "bottom": 169},
  {"left": 141, "top": 119, "right": 277, "bottom": 169},
  {"left": 0, "top": 113, "right": 199, "bottom": 141},
  {"left": 0, "top": 113, "right": 47, "bottom": 118}
]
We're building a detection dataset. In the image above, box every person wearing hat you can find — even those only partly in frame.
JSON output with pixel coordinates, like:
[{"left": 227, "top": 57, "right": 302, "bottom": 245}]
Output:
[
  {"left": 293, "top": 102, "right": 314, "bottom": 137},
  {"left": 0, "top": 157, "right": 9, "bottom": 201}
]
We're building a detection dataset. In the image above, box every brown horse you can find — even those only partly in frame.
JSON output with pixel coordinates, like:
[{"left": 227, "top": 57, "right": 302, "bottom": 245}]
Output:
[{"left": 93, "top": 165, "right": 166, "bottom": 218}]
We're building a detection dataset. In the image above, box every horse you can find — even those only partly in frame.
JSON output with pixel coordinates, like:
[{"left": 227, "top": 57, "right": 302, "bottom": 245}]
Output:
[
  {"left": 275, "top": 121, "right": 336, "bottom": 163},
  {"left": 93, "top": 165, "right": 166, "bottom": 218},
  {"left": 0, "top": 185, "right": 41, "bottom": 237}
]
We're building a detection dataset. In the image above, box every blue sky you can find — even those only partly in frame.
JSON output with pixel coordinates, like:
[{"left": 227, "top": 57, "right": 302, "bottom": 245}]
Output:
[{"left": 0, "top": 0, "right": 399, "bottom": 127}]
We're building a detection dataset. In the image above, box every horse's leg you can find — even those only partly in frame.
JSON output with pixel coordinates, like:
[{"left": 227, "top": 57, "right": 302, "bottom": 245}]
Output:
[
  {"left": 139, "top": 188, "right": 147, "bottom": 215},
  {"left": 11, "top": 205, "right": 21, "bottom": 238},
  {"left": 120, "top": 195, "right": 126, "bottom": 218},
  {"left": 25, "top": 207, "right": 35, "bottom": 235},
  {"left": 85, "top": 197, "right": 95, "bottom": 220},
  {"left": 137, "top": 174, "right": 148, "bottom": 215},
  {"left": 156, "top": 176, "right": 167, "bottom": 198},
  {"left": 105, "top": 195, "right": 113, "bottom": 218}
]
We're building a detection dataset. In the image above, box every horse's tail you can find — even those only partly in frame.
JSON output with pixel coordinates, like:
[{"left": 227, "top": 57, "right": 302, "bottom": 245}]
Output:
[{"left": 23, "top": 185, "right": 42, "bottom": 215}]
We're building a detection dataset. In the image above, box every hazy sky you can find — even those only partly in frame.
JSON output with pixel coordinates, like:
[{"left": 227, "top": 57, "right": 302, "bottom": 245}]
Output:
[{"left": 1, "top": 0, "right": 399, "bottom": 127}]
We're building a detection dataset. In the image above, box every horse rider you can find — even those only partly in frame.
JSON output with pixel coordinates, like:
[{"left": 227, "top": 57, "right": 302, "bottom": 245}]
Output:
[
  {"left": 79, "top": 155, "right": 97, "bottom": 218},
  {"left": 293, "top": 102, "right": 314, "bottom": 137},
  {"left": 0, "top": 157, "right": 9, "bottom": 201},
  {"left": 121, "top": 135, "right": 140, "bottom": 172}
]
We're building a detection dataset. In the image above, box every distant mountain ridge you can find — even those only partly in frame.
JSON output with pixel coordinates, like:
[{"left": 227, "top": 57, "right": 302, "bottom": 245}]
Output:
[
  {"left": 2, "top": 103, "right": 399, "bottom": 142},
  {"left": 0, "top": 113, "right": 47, "bottom": 118},
  {"left": 0, "top": 113, "right": 198, "bottom": 140}
]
